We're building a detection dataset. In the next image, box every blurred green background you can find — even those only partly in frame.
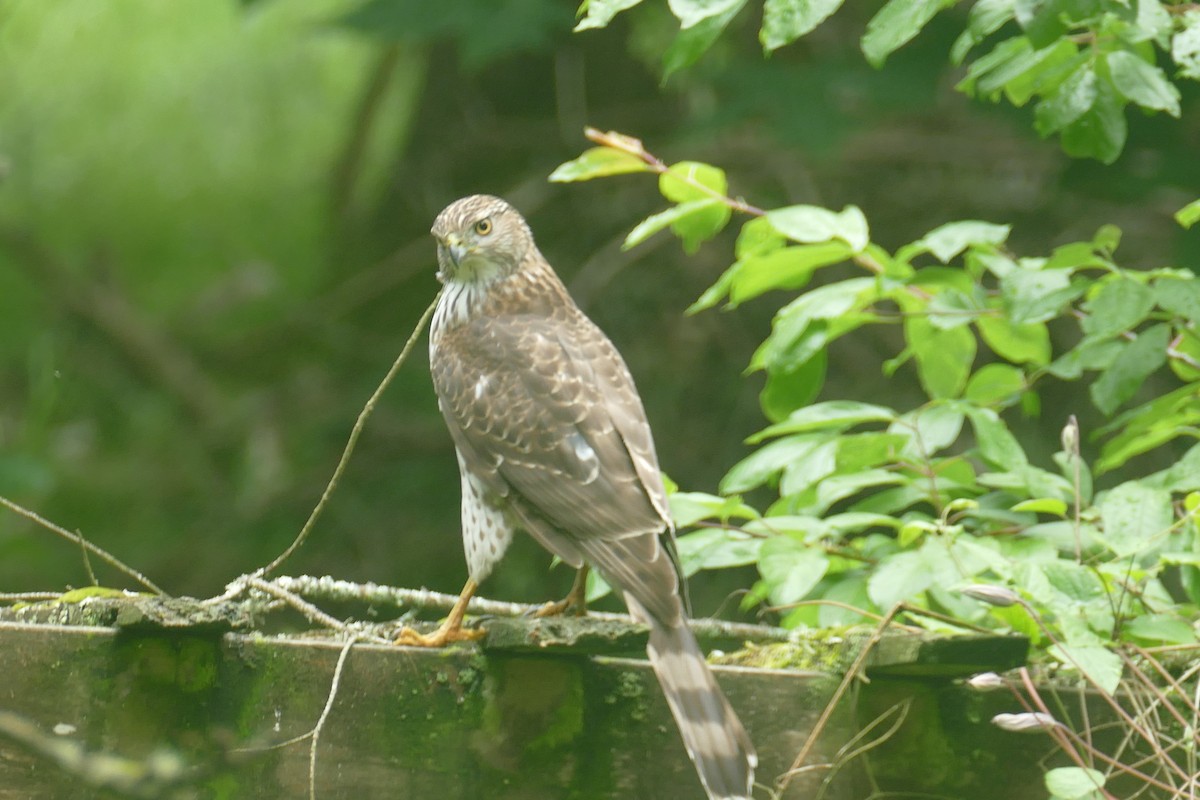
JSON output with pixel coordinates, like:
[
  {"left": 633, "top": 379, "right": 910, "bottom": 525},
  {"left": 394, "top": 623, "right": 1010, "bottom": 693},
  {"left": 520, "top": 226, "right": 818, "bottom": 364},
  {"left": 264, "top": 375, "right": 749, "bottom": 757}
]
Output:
[{"left": 1, "top": 0, "right": 1197, "bottom": 615}]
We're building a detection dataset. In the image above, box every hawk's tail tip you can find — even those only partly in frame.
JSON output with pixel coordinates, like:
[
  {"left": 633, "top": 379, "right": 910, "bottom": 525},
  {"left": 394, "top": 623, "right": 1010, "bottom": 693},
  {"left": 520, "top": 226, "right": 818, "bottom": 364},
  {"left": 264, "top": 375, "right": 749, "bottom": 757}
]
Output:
[{"left": 644, "top": 617, "right": 757, "bottom": 800}]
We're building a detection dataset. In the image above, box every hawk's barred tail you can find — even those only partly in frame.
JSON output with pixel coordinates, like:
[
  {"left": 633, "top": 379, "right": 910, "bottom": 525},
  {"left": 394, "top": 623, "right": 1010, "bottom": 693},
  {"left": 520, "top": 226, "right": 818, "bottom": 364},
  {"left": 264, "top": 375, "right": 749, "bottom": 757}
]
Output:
[{"left": 627, "top": 595, "right": 758, "bottom": 800}]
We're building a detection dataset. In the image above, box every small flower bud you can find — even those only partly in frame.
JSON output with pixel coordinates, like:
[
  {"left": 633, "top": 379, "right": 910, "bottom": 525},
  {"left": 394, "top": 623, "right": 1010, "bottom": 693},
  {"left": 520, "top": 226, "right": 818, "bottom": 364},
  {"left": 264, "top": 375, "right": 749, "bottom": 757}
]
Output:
[
  {"left": 1061, "top": 415, "right": 1079, "bottom": 456},
  {"left": 992, "top": 712, "right": 1060, "bottom": 733},
  {"left": 960, "top": 584, "right": 1020, "bottom": 607},
  {"left": 966, "top": 672, "right": 1005, "bottom": 691}
]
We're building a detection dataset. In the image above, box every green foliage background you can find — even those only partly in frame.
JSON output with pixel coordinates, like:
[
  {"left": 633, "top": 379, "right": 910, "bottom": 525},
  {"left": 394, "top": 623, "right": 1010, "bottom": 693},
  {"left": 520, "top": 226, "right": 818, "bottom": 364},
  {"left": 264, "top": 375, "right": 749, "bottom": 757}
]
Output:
[{"left": 0, "top": 0, "right": 1197, "bottom": 624}]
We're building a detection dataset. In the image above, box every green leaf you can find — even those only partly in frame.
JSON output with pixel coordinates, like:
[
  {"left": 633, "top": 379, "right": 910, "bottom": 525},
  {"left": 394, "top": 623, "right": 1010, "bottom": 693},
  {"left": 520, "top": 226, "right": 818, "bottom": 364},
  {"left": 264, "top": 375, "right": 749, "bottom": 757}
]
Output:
[
  {"left": 1060, "top": 74, "right": 1127, "bottom": 165},
  {"left": 1132, "top": 0, "right": 1173, "bottom": 46},
  {"left": 761, "top": 0, "right": 845, "bottom": 51},
  {"left": 750, "top": 400, "right": 898, "bottom": 442},
  {"left": 1106, "top": 50, "right": 1181, "bottom": 117},
  {"left": 966, "top": 407, "right": 1029, "bottom": 470},
  {"left": 891, "top": 404, "right": 965, "bottom": 457},
  {"left": 861, "top": 0, "right": 954, "bottom": 67},
  {"left": 958, "top": 36, "right": 1029, "bottom": 95},
  {"left": 760, "top": 352, "right": 827, "bottom": 423},
  {"left": 721, "top": 434, "right": 828, "bottom": 494},
  {"left": 951, "top": 0, "right": 1018, "bottom": 65},
  {"left": 675, "top": 528, "right": 763, "bottom": 574},
  {"left": 867, "top": 550, "right": 934, "bottom": 607},
  {"left": 780, "top": 440, "right": 839, "bottom": 496},
  {"left": 1003, "top": 38, "right": 1080, "bottom": 104},
  {"left": 1038, "top": 561, "right": 1106, "bottom": 605},
  {"left": 1012, "top": 498, "right": 1068, "bottom": 516},
  {"left": 1174, "top": 10, "right": 1200, "bottom": 81},
  {"left": 1144, "top": 440, "right": 1200, "bottom": 491},
  {"left": 965, "top": 363, "right": 1026, "bottom": 405},
  {"left": 1034, "top": 61, "right": 1096, "bottom": 136},
  {"left": 919, "top": 220, "right": 1011, "bottom": 263},
  {"left": 728, "top": 242, "right": 855, "bottom": 304},
  {"left": 1081, "top": 276, "right": 1154, "bottom": 340},
  {"left": 905, "top": 316, "right": 976, "bottom": 399},
  {"left": 975, "top": 38, "right": 1072, "bottom": 99},
  {"left": 662, "top": 1, "right": 746, "bottom": 78},
  {"left": 758, "top": 536, "right": 829, "bottom": 606},
  {"left": 927, "top": 288, "right": 985, "bottom": 329},
  {"left": 818, "top": 576, "right": 877, "bottom": 625},
  {"left": 548, "top": 147, "right": 650, "bottom": 182},
  {"left": 766, "top": 204, "right": 869, "bottom": 252},
  {"left": 1176, "top": 199, "right": 1200, "bottom": 230},
  {"left": 668, "top": 0, "right": 744, "bottom": 28},
  {"left": 736, "top": 215, "right": 786, "bottom": 258},
  {"left": 1153, "top": 274, "right": 1200, "bottom": 324},
  {"left": 1045, "top": 767, "right": 1106, "bottom": 800},
  {"left": 836, "top": 432, "right": 910, "bottom": 471},
  {"left": 1089, "top": 323, "right": 1169, "bottom": 415},
  {"left": 977, "top": 315, "right": 1051, "bottom": 365},
  {"left": 1098, "top": 480, "right": 1173, "bottom": 557},
  {"left": 1098, "top": 385, "right": 1200, "bottom": 473},
  {"left": 1000, "top": 267, "right": 1082, "bottom": 324},
  {"left": 623, "top": 199, "right": 723, "bottom": 250},
  {"left": 575, "top": 0, "right": 645, "bottom": 31},
  {"left": 814, "top": 469, "right": 907, "bottom": 511},
  {"left": 669, "top": 491, "right": 760, "bottom": 527},
  {"left": 754, "top": 319, "right": 830, "bottom": 372},
  {"left": 1046, "top": 338, "right": 1123, "bottom": 380},
  {"left": 660, "top": 160, "right": 728, "bottom": 201},
  {"left": 1048, "top": 643, "right": 1122, "bottom": 693},
  {"left": 1123, "top": 614, "right": 1197, "bottom": 645}
]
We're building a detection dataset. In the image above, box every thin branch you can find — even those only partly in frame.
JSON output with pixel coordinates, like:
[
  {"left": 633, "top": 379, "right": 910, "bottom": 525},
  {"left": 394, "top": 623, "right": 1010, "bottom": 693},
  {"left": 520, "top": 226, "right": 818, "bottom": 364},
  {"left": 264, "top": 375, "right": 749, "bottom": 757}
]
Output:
[
  {"left": 76, "top": 527, "right": 99, "bottom": 587},
  {"left": 266, "top": 574, "right": 791, "bottom": 643},
  {"left": 776, "top": 602, "right": 903, "bottom": 796},
  {"left": 309, "top": 637, "right": 356, "bottom": 800},
  {"left": 244, "top": 575, "right": 390, "bottom": 646},
  {"left": 813, "top": 699, "right": 912, "bottom": 800},
  {"left": 0, "top": 495, "right": 164, "bottom": 595},
  {"left": 258, "top": 293, "right": 440, "bottom": 577},
  {"left": 0, "top": 592, "right": 61, "bottom": 602}
]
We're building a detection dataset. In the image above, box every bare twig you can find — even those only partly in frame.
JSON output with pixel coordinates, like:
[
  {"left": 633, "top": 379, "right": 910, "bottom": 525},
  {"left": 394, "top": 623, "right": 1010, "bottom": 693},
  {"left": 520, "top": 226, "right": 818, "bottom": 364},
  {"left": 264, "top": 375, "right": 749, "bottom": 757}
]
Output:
[
  {"left": 309, "top": 637, "right": 356, "bottom": 800},
  {"left": 813, "top": 699, "right": 912, "bottom": 800},
  {"left": 0, "top": 592, "right": 61, "bottom": 602},
  {"left": 776, "top": 603, "right": 903, "bottom": 796},
  {"left": 243, "top": 575, "right": 390, "bottom": 646},
  {"left": 258, "top": 293, "right": 440, "bottom": 577},
  {"left": 76, "top": 527, "right": 99, "bottom": 587},
  {"left": 0, "top": 495, "right": 164, "bottom": 595},
  {"left": 232, "top": 635, "right": 360, "bottom": 800},
  {"left": 265, "top": 574, "right": 790, "bottom": 643}
]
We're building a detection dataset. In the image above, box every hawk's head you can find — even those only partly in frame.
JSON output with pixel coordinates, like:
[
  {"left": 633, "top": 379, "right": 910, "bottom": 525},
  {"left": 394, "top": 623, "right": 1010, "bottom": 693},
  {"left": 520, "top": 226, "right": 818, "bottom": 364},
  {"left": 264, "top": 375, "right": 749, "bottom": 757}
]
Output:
[{"left": 431, "top": 195, "right": 533, "bottom": 285}]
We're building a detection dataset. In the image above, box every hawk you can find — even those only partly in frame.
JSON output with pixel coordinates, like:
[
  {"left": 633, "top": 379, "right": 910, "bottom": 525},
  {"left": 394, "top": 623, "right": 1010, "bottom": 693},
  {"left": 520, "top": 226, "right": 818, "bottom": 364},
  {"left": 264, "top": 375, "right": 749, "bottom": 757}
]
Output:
[{"left": 404, "top": 194, "right": 756, "bottom": 800}]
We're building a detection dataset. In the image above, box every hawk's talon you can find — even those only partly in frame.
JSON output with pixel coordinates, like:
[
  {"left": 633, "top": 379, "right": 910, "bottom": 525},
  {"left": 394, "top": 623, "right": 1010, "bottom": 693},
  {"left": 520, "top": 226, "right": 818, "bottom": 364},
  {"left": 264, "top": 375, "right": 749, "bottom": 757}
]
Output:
[
  {"left": 394, "top": 623, "right": 485, "bottom": 648},
  {"left": 531, "top": 565, "right": 590, "bottom": 618},
  {"left": 532, "top": 597, "right": 583, "bottom": 618}
]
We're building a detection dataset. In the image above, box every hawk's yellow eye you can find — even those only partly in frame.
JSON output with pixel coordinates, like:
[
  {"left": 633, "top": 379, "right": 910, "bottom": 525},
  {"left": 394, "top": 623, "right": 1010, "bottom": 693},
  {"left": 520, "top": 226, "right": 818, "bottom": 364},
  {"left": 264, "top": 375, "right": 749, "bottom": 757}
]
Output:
[{"left": 474, "top": 218, "right": 493, "bottom": 236}]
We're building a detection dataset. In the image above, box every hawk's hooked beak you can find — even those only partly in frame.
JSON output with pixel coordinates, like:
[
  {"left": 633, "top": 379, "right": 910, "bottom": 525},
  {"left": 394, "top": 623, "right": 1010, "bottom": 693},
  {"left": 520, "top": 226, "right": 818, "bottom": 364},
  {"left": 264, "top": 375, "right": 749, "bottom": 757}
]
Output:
[{"left": 436, "top": 232, "right": 468, "bottom": 268}]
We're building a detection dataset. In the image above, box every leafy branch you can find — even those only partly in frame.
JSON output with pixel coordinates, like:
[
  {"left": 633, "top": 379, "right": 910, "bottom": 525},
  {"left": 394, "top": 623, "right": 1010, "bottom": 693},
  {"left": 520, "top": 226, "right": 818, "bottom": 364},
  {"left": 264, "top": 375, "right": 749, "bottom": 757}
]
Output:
[
  {"left": 575, "top": 0, "right": 1199, "bottom": 162},
  {"left": 553, "top": 126, "right": 1200, "bottom": 706}
]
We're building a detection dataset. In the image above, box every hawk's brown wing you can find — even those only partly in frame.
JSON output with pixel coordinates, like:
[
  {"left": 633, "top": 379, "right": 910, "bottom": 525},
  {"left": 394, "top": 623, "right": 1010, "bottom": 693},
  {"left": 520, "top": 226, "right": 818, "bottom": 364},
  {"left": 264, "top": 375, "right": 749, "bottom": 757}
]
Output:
[{"left": 431, "top": 307, "right": 670, "bottom": 544}]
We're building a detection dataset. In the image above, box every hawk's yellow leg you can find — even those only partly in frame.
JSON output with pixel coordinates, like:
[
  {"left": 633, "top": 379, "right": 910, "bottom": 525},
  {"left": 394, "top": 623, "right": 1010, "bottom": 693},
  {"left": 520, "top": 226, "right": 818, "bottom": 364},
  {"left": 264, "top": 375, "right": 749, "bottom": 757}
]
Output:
[
  {"left": 395, "top": 578, "right": 486, "bottom": 646},
  {"left": 534, "top": 565, "right": 590, "bottom": 618}
]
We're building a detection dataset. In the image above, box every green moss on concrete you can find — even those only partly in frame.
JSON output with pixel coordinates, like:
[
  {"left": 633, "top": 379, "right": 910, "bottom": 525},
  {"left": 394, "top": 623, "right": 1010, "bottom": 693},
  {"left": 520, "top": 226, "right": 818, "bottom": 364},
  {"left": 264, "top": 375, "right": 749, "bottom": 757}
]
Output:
[
  {"left": 605, "top": 669, "right": 648, "bottom": 722},
  {"left": 479, "top": 655, "right": 584, "bottom": 760},
  {"left": 714, "top": 631, "right": 859, "bottom": 672}
]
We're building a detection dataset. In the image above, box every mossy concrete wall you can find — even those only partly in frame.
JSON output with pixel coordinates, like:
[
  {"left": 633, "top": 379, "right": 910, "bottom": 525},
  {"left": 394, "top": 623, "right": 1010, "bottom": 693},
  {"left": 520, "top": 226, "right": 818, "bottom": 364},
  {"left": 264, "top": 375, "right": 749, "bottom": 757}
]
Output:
[
  {"left": 0, "top": 615, "right": 1049, "bottom": 799},
  {"left": 0, "top": 622, "right": 850, "bottom": 799}
]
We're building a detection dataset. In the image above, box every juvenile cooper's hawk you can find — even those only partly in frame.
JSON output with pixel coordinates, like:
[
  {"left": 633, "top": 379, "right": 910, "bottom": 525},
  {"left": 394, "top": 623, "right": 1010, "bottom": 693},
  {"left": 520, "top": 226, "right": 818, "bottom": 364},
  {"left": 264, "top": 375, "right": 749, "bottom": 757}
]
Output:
[{"left": 406, "top": 195, "right": 757, "bottom": 799}]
